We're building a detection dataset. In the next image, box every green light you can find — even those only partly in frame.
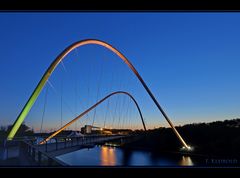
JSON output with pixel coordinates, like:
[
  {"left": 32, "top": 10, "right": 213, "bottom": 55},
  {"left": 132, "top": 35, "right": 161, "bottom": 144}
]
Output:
[{"left": 7, "top": 74, "right": 49, "bottom": 140}]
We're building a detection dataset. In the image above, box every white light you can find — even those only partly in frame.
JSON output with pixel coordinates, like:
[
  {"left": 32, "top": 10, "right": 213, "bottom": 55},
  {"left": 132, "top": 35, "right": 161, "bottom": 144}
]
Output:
[{"left": 180, "top": 145, "right": 194, "bottom": 151}]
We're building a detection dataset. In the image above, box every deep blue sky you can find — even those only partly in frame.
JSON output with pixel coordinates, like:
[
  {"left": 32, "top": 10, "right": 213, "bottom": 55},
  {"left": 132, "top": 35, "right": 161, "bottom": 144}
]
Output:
[{"left": 0, "top": 13, "right": 240, "bottom": 131}]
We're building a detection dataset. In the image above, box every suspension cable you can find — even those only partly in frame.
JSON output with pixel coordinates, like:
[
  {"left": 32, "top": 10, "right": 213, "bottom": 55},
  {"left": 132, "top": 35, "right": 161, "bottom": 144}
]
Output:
[
  {"left": 47, "top": 79, "right": 75, "bottom": 116},
  {"left": 91, "top": 61, "right": 104, "bottom": 127},
  {"left": 39, "top": 91, "right": 146, "bottom": 144},
  {"left": 40, "top": 84, "right": 49, "bottom": 135},
  {"left": 60, "top": 75, "right": 63, "bottom": 128}
]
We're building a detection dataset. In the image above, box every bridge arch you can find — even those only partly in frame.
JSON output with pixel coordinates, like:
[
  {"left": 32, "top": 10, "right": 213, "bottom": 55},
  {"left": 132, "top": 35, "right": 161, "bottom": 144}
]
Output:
[
  {"left": 8, "top": 39, "right": 190, "bottom": 149},
  {"left": 39, "top": 91, "right": 146, "bottom": 144}
]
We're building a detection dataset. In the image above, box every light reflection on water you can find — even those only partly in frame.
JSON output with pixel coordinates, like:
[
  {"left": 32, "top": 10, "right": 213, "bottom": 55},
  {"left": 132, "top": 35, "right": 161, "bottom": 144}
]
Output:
[
  {"left": 100, "top": 146, "right": 116, "bottom": 166},
  {"left": 178, "top": 156, "right": 194, "bottom": 166},
  {"left": 56, "top": 145, "right": 195, "bottom": 166}
]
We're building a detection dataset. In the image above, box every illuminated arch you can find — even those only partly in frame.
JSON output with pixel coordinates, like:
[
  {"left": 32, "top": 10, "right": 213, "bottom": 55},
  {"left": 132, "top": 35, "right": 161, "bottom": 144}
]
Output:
[
  {"left": 39, "top": 91, "right": 146, "bottom": 144},
  {"left": 7, "top": 39, "right": 190, "bottom": 149}
]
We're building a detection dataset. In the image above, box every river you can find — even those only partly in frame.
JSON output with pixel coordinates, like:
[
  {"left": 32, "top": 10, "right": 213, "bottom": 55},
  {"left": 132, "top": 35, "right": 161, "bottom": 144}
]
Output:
[{"left": 56, "top": 145, "right": 206, "bottom": 166}]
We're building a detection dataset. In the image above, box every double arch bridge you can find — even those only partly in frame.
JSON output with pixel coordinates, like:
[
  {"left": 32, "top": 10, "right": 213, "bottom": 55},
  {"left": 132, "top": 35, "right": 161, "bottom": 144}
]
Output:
[{"left": 7, "top": 39, "right": 191, "bottom": 150}]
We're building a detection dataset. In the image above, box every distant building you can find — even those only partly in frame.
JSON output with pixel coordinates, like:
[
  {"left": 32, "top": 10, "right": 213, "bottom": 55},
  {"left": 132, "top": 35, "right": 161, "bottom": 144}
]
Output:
[
  {"left": 81, "top": 125, "right": 93, "bottom": 134},
  {"left": 80, "top": 125, "right": 131, "bottom": 135},
  {"left": 81, "top": 125, "right": 107, "bottom": 135}
]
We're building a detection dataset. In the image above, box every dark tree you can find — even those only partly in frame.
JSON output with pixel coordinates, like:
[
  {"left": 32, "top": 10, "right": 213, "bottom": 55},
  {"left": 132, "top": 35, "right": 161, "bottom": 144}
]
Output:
[{"left": 7, "top": 123, "right": 34, "bottom": 137}]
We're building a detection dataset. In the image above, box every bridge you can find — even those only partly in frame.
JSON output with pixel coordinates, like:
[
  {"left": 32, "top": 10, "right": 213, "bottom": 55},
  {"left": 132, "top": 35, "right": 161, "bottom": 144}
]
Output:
[
  {"left": 2, "top": 134, "right": 142, "bottom": 166},
  {"left": 1, "top": 90, "right": 148, "bottom": 165},
  {"left": 1, "top": 39, "right": 193, "bottom": 166}
]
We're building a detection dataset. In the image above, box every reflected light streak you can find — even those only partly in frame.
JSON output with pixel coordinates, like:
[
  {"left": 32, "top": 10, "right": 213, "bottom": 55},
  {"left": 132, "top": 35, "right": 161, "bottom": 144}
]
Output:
[
  {"left": 179, "top": 156, "right": 194, "bottom": 166},
  {"left": 100, "top": 146, "right": 116, "bottom": 166}
]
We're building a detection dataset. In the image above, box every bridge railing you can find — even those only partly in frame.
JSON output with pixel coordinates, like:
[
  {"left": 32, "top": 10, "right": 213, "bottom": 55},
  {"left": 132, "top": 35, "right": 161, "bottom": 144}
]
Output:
[
  {"left": 1, "top": 134, "right": 140, "bottom": 165},
  {"left": 20, "top": 140, "right": 67, "bottom": 166},
  {"left": 1, "top": 137, "right": 39, "bottom": 161},
  {"left": 36, "top": 134, "right": 127, "bottom": 153}
]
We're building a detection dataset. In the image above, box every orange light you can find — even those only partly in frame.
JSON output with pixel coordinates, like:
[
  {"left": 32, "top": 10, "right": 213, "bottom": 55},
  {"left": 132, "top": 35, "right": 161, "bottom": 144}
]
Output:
[
  {"left": 100, "top": 146, "right": 116, "bottom": 166},
  {"left": 179, "top": 156, "right": 194, "bottom": 166}
]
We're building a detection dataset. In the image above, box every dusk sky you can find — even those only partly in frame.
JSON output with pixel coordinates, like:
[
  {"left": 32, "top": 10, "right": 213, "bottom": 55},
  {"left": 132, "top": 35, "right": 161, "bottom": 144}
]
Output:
[{"left": 0, "top": 13, "right": 240, "bottom": 132}]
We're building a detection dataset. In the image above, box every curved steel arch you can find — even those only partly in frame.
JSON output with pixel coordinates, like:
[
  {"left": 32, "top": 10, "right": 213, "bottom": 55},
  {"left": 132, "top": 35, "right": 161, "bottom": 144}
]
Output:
[
  {"left": 7, "top": 39, "right": 190, "bottom": 149},
  {"left": 39, "top": 91, "right": 146, "bottom": 144}
]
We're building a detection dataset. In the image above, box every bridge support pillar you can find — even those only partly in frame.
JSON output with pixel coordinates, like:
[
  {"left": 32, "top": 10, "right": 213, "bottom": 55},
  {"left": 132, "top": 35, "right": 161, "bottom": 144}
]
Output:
[
  {"left": 27, "top": 145, "right": 30, "bottom": 156},
  {"left": 1, "top": 140, "right": 8, "bottom": 160},
  {"left": 45, "top": 142, "right": 48, "bottom": 152},
  {"left": 38, "top": 151, "right": 42, "bottom": 165},
  {"left": 55, "top": 139, "right": 58, "bottom": 150},
  {"left": 32, "top": 147, "right": 35, "bottom": 161}
]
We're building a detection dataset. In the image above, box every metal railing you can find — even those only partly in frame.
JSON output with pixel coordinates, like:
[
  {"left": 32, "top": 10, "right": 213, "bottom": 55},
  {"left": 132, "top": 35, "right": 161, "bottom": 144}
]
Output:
[
  {"left": 1, "top": 134, "right": 139, "bottom": 165},
  {"left": 20, "top": 140, "right": 66, "bottom": 166},
  {"left": 38, "top": 135, "right": 126, "bottom": 152}
]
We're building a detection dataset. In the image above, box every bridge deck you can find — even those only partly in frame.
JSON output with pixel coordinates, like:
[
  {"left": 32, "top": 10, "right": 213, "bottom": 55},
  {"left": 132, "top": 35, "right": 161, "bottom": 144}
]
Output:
[
  {"left": 1, "top": 135, "right": 137, "bottom": 166},
  {"left": 21, "top": 135, "right": 128, "bottom": 166}
]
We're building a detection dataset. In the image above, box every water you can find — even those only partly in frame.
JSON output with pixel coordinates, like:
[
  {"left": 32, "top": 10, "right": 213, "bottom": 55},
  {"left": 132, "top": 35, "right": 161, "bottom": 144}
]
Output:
[{"left": 56, "top": 145, "right": 203, "bottom": 166}]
